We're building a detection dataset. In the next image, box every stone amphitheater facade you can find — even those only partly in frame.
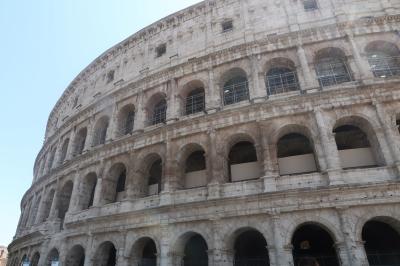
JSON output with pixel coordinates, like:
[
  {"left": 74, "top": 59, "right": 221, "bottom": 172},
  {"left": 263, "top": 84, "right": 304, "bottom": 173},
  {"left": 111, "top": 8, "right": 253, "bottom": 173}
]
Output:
[{"left": 8, "top": 0, "right": 400, "bottom": 265}]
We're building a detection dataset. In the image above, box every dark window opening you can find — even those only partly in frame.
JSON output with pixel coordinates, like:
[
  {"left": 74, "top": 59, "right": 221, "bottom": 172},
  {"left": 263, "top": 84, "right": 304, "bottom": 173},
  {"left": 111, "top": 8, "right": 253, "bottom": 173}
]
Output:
[
  {"left": 223, "top": 76, "right": 249, "bottom": 105},
  {"left": 156, "top": 44, "right": 166, "bottom": 58},
  {"left": 59, "top": 139, "right": 69, "bottom": 163},
  {"left": 151, "top": 99, "right": 167, "bottom": 125},
  {"left": 93, "top": 119, "right": 109, "bottom": 146},
  {"left": 75, "top": 128, "right": 87, "bottom": 155},
  {"left": 234, "top": 230, "right": 270, "bottom": 266},
  {"left": 222, "top": 20, "right": 233, "bottom": 32},
  {"left": 316, "top": 57, "right": 352, "bottom": 87},
  {"left": 185, "top": 88, "right": 205, "bottom": 115},
  {"left": 397, "top": 119, "right": 400, "bottom": 134},
  {"left": 229, "top": 141, "right": 257, "bottom": 165},
  {"left": 362, "top": 220, "right": 400, "bottom": 266},
  {"left": 277, "top": 133, "right": 313, "bottom": 158},
  {"left": 185, "top": 151, "right": 206, "bottom": 173},
  {"left": 266, "top": 67, "right": 300, "bottom": 95},
  {"left": 292, "top": 224, "right": 340, "bottom": 266},
  {"left": 334, "top": 125, "right": 370, "bottom": 150},
  {"left": 304, "top": 0, "right": 318, "bottom": 11},
  {"left": 116, "top": 169, "right": 126, "bottom": 193},
  {"left": 148, "top": 159, "right": 162, "bottom": 194},
  {"left": 57, "top": 182, "right": 73, "bottom": 230},
  {"left": 106, "top": 70, "right": 115, "bottom": 84},
  {"left": 140, "top": 240, "right": 157, "bottom": 266},
  {"left": 124, "top": 110, "right": 135, "bottom": 134},
  {"left": 183, "top": 235, "right": 208, "bottom": 266}
]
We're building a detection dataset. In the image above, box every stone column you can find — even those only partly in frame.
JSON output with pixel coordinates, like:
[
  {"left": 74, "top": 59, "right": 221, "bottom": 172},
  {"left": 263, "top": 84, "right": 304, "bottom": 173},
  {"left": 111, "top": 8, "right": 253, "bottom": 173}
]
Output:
[
  {"left": 346, "top": 31, "right": 374, "bottom": 81},
  {"left": 258, "top": 124, "right": 278, "bottom": 192},
  {"left": 296, "top": 44, "right": 319, "bottom": 91},
  {"left": 65, "top": 130, "right": 76, "bottom": 161},
  {"left": 250, "top": 54, "right": 266, "bottom": 102},
  {"left": 84, "top": 118, "right": 95, "bottom": 152},
  {"left": 211, "top": 219, "right": 233, "bottom": 266},
  {"left": 49, "top": 180, "right": 61, "bottom": 220},
  {"left": 34, "top": 187, "right": 47, "bottom": 225},
  {"left": 314, "top": 108, "right": 343, "bottom": 184},
  {"left": 93, "top": 165, "right": 105, "bottom": 207},
  {"left": 207, "top": 128, "right": 224, "bottom": 199},
  {"left": 374, "top": 101, "right": 400, "bottom": 174},
  {"left": 206, "top": 68, "right": 221, "bottom": 114},
  {"left": 337, "top": 208, "right": 369, "bottom": 266},
  {"left": 84, "top": 235, "right": 94, "bottom": 266},
  {"left": 270, "top": 214, "right": 295, "bottom": 266},
  {"left": 133, "top": 90, "right": 145, "bottom": 132},
  {"left": 107, "top": 105, "right": 118, "bottom": 143},
  {"left": 166, "top": 78, "right": 179, "bottom": 123},
  {"left": 68, "top": 171, "right": 81, "bottom": 213}
]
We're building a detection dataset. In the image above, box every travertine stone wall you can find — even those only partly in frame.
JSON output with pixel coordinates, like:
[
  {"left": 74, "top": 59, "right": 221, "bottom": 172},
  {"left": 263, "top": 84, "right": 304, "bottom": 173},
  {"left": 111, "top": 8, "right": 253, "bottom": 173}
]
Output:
[{"left": 8, "top": 0, "right": 400, "bottom": 265}]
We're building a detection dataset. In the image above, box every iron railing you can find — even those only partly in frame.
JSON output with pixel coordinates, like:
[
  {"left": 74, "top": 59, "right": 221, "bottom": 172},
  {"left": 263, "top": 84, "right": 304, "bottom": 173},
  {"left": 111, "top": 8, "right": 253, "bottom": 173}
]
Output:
[
  {"left": 316, "top": 60, "right": 352, "bottom": 88},
  {"left": 367, "top": 251, "right": 400, "bottom": 266},
  {"left": 185, "top": 92, "right": 205, "bottom": 115},
  {"left": 234, "top": 258, "right": 270, "bottom": 266},
  {"left": 266, "top": 71, "right": 300, "bottom": 95},
  {"left": 223, "top": 81, "right": 249, "bottom": 105},
  {"left": 368, "top": 55, "right": 400, "bottom": 78},
  {"left": 150, "top": 104, "right": 167, "bottom": 125}
]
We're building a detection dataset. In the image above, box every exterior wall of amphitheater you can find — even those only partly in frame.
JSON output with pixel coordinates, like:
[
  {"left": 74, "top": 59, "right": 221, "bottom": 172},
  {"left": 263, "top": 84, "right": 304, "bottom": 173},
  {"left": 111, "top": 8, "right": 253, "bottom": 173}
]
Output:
[{"left": 8, "top": 0, "right": 400, "bottom": 265}]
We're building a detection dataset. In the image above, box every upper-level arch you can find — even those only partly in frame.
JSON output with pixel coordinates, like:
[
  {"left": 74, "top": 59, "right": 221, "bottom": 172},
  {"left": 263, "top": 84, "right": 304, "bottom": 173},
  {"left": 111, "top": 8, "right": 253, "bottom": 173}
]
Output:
[
  {"left": 264, "top": 57, "right": 300, "bottom": 95},
  {"left": 219, "top": 68, "right": 250, "bottom": 106},
  {"left": 179, "top": 80, "right": 206, "bottom": 116},
  {"left": 365, "top": 40, "right": 400, "bottom": 78}
]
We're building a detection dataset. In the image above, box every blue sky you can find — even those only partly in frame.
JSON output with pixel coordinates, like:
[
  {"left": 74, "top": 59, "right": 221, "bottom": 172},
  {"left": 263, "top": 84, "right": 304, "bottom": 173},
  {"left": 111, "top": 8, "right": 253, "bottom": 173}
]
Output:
[{"left": 0, "top": 0, "right": 200, "bottom": 246}]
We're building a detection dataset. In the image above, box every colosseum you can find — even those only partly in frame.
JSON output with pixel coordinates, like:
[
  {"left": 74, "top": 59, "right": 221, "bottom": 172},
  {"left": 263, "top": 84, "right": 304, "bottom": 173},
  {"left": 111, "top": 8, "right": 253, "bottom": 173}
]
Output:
[{"left": 8, "top": 0, "right": 400, "bottom": 265}]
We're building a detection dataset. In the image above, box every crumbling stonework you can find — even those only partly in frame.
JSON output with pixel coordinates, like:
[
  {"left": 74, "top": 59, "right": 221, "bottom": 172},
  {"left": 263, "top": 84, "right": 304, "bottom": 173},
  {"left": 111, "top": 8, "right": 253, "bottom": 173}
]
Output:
[{"left": 8, "top": 0, "right": 400, "bottom": 265}]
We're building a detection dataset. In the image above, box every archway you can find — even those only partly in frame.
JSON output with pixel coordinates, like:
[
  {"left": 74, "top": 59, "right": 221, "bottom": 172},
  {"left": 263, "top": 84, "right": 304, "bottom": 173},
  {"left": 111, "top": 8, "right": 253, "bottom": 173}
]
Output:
[
  {"left": 93, "top": 241, "right": 117, "bottom": 266},
  {"left": 73, "top": 127, "right": 87, "bottom": 156},
  {"left": 333, "top": 124, "right": 378, "bottom": 169},
  {"left": 228, "top": 141, "right": 261, "bottom": 182},
  {"left": 92, "top": 116, "right": 110, "bottom": 146},
  {"left": 130, "top": 237, "right": 158, "bottom": 266},
  {"left": 362, "top": 219, "right": 400, "bottom": 265},
  {"left": 46, "top": 248, "right": 60, "bottom": 266},
  {"left": 182, "top": 234, "right": 208, "bottom": 266},
  {"left": 57, "top": 181, "right": 73, "bottom": 229},
  {"left": 277, "top": 133, "right": 318, "bottom": 175},
  {"left": 221, "top": 68, "right": 249, "bottom": 105},
  {"left": 147, "top": 158, "right": 162, "bottom": 196},
  {"left": 292, "top": 224, "right": 339, "bottom": 266},
  {"left": 31, "top": 252, "right": 40, "bottom": 266},
  {"left": 117, "top": 104, "right": 135, "bottom": 136},
  {"left": 233, "top": 229, "right": 269, "bottom": 266},
  {"left": 365, "top": 41, "right": 400, "bottom": 78},
  {"left": 102, "top": 163, "right": 127, "bottom": 204},
  {"left": 65, "top": 245, "right": 85, "bottom": 266},
  {"left": 78, "top": 173, "right": 97, "bottom": 210},
  {"left": 184, "top": 150, "right": 207, "bottom": 188}
]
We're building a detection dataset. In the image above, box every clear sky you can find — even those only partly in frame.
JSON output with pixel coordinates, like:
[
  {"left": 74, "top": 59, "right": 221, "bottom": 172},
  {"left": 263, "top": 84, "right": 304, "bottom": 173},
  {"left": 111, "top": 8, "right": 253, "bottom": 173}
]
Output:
[{"left": 0, "top": 0, "right": 200, "bottom": 246}]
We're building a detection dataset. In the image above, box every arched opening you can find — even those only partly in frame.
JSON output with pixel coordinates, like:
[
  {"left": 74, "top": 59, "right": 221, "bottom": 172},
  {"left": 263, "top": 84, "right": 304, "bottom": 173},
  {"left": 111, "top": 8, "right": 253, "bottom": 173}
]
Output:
[
  {"left": 315, "top": 47, "right": 352, "bottom": 88},
  {"left": 30, "top": 195, "right": 41, "bottom": 226},
  {"left": 92, "top": 116, "right": 110, "bottom": 146},
  {"left": 59, "top": 138, "right": 70, "bottom": 163},
  {"left": 265, "top": 58, "right": 300, "bottom": 95},
  {"left": 183, "top": 234, "right": 208, "bottom": 266},
  {"left": 31, "top": 252, "right": 40, "bottom": 266},
  {"left": 185, "top": 87, "right": 205, "bottom": 115},
  {"left": 65, "top": 245, "right": 85, "bottom": 266},
  {"left": 78, "top": 173, "right": 97, "bottom": 210},
  {"left": 333, "top": 125, "right": 377, "bottom": 169},
  {"left": 57, "top": 181, "right": 73, "bottom": 229},
  {"left": 366, "top": 41, "right": 400, "bottom": 78},
  {"left": 184, "top": 150, "right": 207, "bottom": 189},
  {"left": 47, "top": 146, "right": 57, "bottom": 172},
  {"left": 130, "top": 237, "right": 158, "bottom": 266},
  {"left": 228, "top": 141, "right": 261, "bottom": 182},
  {"left": 277, "top": 133, "right": 317, "bottom": 175},
  {"left": 147, "top": 158, "right": 162, "bottom": 196},
  {"left": 73, "top": 128, "right": 87, "bottom": 156},
  {"left": 21, "top": 255, "right": 29, "bottom": 266},
  {"left": 103, "top": 163, "right": 127, "bottom": 204},
  {"left": 150, "top": 98, "right": 167, "bottom": 126},
  {"left": 117, "top": 104, "right": 135, "bottom": 136},
  {"left": 46, "top": 248, "right": 60, "bottom": 266},
  {"left": 40, "top": 189, "right": 55, "bottom": 223},
  {"left": 397, "top": 116, "right": 400, "bottom": 135},
  {"left": 292, "top": 224, "right": 339, "bottom": 266},
  {"left": 222, "top": 68, "right": 249, "bottom": 105},
  {"left": 234, "top": 229, "right": 269, "bottom": 266},
  {"left": 362, "top": 219, "right": 400, "bottom": 265},
  {"left": 93, "top": 241, "right": 117, "bottom": 266}
]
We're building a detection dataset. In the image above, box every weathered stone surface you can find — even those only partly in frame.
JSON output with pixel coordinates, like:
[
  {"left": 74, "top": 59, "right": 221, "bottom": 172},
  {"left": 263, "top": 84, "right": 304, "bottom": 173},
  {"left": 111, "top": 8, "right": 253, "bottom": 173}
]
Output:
[{"left": 8, "top": 0, "right": 400, "bottom": 265}]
